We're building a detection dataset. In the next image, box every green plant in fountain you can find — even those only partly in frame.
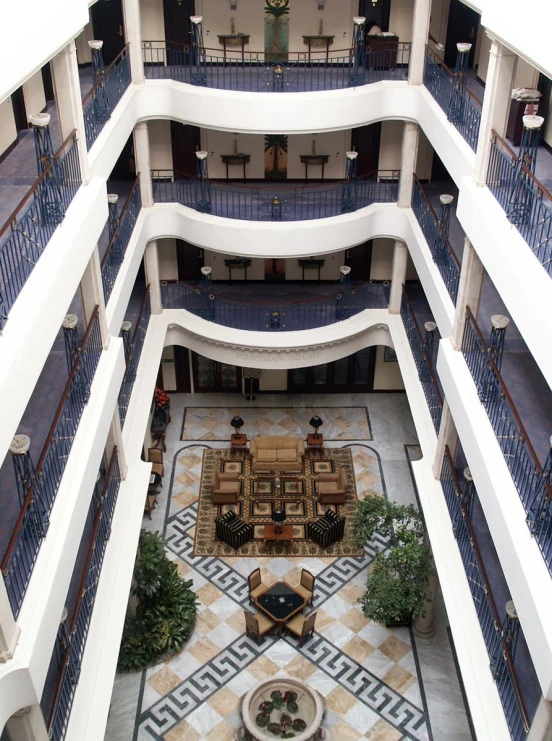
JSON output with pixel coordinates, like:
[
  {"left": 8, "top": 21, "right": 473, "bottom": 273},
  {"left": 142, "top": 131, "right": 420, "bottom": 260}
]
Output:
[
  {"left": 353, "top": 496, "right": 435, "bottom": 625},
  {"left": 118, "top": 529, "right": 198, "bottom": 671}
]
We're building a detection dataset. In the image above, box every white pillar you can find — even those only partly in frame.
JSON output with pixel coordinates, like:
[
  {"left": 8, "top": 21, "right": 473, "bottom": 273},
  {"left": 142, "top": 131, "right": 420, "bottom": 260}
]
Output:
[
  {"left": 408, "top": 0, "right": 432, "bottom": 86},
  {"left": 80, "top": 246, "right": 109, "bottom": 348},
  {"left": 0, "top": 576, "right": 20, "bottom": 662},
  {"left": 389, "top": 240, "right": 408, "bottom": 314},
  {"left": 473, "top": 38, "right": 517, "bottom": 185},
  {"left": 122, "top": 0, "right": 145, "bottom": 84},
  {"left": 398, "top": 122, "right": 420, "bottom": 208},
  {"left": 413, "top": 550, "right": 439, "bottom": 639},
  {"left": 527, "top": 697, "right": 552, "bottom": 741},
  {"left": 432, "top": 400, "right": 458, "bottom": 478},
  {"left": 144, "top": 240, "right": 162, "bottom": 314},
  {"left": 451, "top": 237, "right": 484, "bottom": 350},
  {"left": 107, "top": 412, "right": 128, "bottom": 480},
  {"left": 5, "top": 706, "right": 49, "bottom": 741},
  {"left": 133, "top": 122, "right": 153, "bottom": 208},
  {"left": 50, "top": 41, "right": 91, "bottom": 184}
]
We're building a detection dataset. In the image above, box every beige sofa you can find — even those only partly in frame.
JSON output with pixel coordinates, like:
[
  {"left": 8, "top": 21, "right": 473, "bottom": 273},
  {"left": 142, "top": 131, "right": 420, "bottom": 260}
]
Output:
[{"left": 250, "top": 436, "right": 304, "bottom": 474}]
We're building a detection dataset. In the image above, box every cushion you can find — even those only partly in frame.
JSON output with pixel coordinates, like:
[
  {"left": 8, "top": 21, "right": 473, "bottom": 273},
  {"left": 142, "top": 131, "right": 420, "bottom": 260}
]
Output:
[
  {"left": 219, "top": 481, "right": 238, "bottom": 491},
  {"left": 277, "top": 449, "right": 297, "bottom": 461},
  {"left": 258, "top": 449, "right": 277, "bottom": 461}
]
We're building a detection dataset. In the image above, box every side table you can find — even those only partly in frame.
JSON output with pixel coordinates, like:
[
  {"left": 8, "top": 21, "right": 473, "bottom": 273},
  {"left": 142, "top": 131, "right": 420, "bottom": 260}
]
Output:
[
  {"left": 307, "top": 433, "right": 324, "bottom": 458},
  {"left": 231, "top": 433, "right": 248, "bottom": 457}
]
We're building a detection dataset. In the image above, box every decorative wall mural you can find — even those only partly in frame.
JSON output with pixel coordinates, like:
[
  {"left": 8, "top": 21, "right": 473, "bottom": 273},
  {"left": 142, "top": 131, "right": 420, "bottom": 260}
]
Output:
[
  {"left": 264, "top": 135, "right": 288, "bottom": 179},
  {"left": 265, "top": 0, "right": 290, "bottom": 61}
]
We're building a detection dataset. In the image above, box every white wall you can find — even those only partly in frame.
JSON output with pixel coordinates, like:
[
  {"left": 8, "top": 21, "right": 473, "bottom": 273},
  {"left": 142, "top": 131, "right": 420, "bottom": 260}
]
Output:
[
  {"left": 429, "top": 0, "right": 450, "bottom": 51},
  {"left": 148, "top": 120, "right": 173, "bottom": 170},
  {"left": 161, "top": 345, "right": 177, "bottom": 391},
  {"left": 158, "top": 238, "right": 178, "bottom": 280},
  {"left": 388, "top": 0, "right": 415, "bottom": 42},
  {"left": 259, "top": 368, "right": 287, "bottom": 391},
  {"left": 378, "top": 121, "right": 433, "bottom": 180},
  {"left": 478, "top": 36, "right": 539, "bottom": 89},
  {"left": 287, "top": 132, "right": 351, "bottom": 180},
  {"left": 371, "top": 237, "right": 417, "bottom": 280},
  {"left": 373, "top": 345, "right": 405, "bottom": 390},
  {"left": 22, "top": 69, "right": 46, "bottom": 120},
  {"left": 0, "top": 98, "right": 17, "bottom": 158},
  {"left": 285, "top": 252, "right": 343, "bottom": 280},
  {"left": 200, "top": 130, "right": 264, "bottom": 179},
  {"left": 75, "top": 15, "right": 94, "bottom": 66},
  {"left": 140, "top": 0, "right": 165, "bottom": 43}
]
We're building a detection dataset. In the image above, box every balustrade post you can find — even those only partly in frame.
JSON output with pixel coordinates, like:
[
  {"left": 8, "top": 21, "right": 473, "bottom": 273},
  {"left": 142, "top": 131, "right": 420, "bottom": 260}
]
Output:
[
  {"left": 122, "top": 0, "right": 145, "bottom": 84},
  {"left": 423, "top": 321, "right": 437, "bottom": 360},
  {"left": 398, "top": 122, "right": 419, "bottom": 207},
  {"left": 434, "top": 194, "right": 453, "bottom": 264},
  {"left": 29, "top": 113, "right": 65, "bottom": 224},
  {"left": 527, "top": 437, "right": 552, "bottom": 536},
  {"left": 133, "top": 122, "right": 153, "bottom": 207},
  {"left": 107, "top": 194, "right": 124, "bottom": 260},
  {"left": 349, "top": 17, "right": 366, "bottom": 87},
  {"left": 337, "top": 265, "right": 352, "bottom": 320},
  {"left": 451, "top": 236, "right": 484, "bottom": 349},
  {"left": 0, "top": 575, "right": 20, "bottom": 661},
  {"left": 62, "top": 314, "right": 80, "bottom": 376},
  {"left": 271, "top": 196, "right": 282, "bottom": 221},
  {"left": 10, "top": 435, "right": 37, "bottom": 506},
  {"left": 50, "top": 41, "right": 91, "bottom": 183},
  {"left": 407, "top": 0, "right": 432, "bottom": 86},
  {"left": 448, "top": 43, "right": 471, "bottom": 125},
  {"left": 478, "top": 314, "right": 509, "bottom": 403},
  {"left": 490, "top": 600, "right": 520, "bottom": 681},
  {"left": 190, "top": 16, "right": 207, "bottom": 86},
  {"left": 201, "top": 265, "right": 213, "bottom": 291},
  {"left": 341, "top": 151, "right": 358, "bottom": 213},
  {"left": 473, "top": 38, "right": 516, "bottom": 186},
  {"left": 272, "top": 64, "right": 285, "bottom": 92},
  {"left": 432, "top": 400, "right": 458, "bottom": 478},
  {"left": 88, "top": 40, "right": 110, "bottom": 122},
  {"left": 389, "top": 240, "right": 408, "bottom": 313},
  {"left": 461, "top": 468, "right": 475, "bottom": 518},
  {"left": 121, "top": 321, "right": 133, "bottom": 365},
  {"left": 5, "top": 705, "right": 49, "bottom": 741},
  {"left": 109, "top": 414, "right": 127, "bottom": 480},
  {"left": 195, "top": 150, "right": 211, "bottom": 213},
  {"left": 508, "top": 115, "right": 544, "bottom": 225},
  {"left": 144, "top": 240, "right": 162, "bottom": 314}
]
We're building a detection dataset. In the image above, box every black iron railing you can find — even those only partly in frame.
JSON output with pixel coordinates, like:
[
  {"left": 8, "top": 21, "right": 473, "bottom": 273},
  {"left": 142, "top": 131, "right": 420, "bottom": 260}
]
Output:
[{"left": 440, "top": 447, "right": 530, "bottom": 741}]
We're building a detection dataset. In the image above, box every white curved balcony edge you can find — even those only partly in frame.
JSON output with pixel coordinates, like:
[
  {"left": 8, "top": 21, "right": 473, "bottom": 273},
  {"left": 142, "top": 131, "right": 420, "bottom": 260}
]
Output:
[
  {"left": 438, "top": 339, "right": 552, "bottom": 699},
  {"left": 0, "top": 340, "right": 126, "bottom": 730}
]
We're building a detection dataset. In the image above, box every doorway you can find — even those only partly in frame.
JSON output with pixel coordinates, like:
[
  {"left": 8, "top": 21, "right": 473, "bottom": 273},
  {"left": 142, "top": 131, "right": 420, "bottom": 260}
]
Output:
[
  {"left": 11, "top": 87, "right": 27, "bottom": 135},
  {"left": 288, "top": 347, "right": 377, "bottom": 392},
  {"left": 264, "top": 259, "right": 286, "bottom": 282},
  {"left": 163, "top": 0, "right": 195, "bottom": 47},
  {"left": 177, "top": 240, "right": 204, "bottom": 280},
  {"left": 192, "top": 353, "right": 242, "bottom": 392},
  {"left": 351, "top": 123, "right": 382, "bottom": 177},
  {"left": 171, "top": 122, "right": 201, "bottom": 176},
  {"left": 444, "top": 0, "right": 479, "bottom": 69},
  {"left": 91, "top": 0, "right": 125, "bottom": 65},
  {"left": 345, "top": 241, "right": 373, "bottom": 281}
]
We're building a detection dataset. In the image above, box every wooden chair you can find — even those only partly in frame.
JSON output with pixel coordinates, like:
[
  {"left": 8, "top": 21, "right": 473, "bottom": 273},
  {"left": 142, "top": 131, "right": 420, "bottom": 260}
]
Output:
[
  {"left": 248, "top": 568, "right": 268, "bottom": 603},
  {"left": 294, "top": 569, "right": 315, "bottom": 606},
  {"left": 148, "top": 447, "right": 164, "bottom": 478},
  {"left": 244, "top": 610, "right": 275, "bottom": 645},
  {"left": 285, "top": 611, "right": 317, "bottom": 646},
  {"left": 212, "top": 469, "right": 240, "bottom": 504},
  {"left": 317, "top": 467, "right": 347, "bottom": 504}
]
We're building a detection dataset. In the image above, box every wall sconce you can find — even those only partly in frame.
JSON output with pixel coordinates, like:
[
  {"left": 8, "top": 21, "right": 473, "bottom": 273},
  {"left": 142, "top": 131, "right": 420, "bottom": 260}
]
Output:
[
  {"left": 317, "top": 0, "right": 325, "bottom": 9},
  {"left": 229, "top": 0, "right": 237, "bottom": 9}
]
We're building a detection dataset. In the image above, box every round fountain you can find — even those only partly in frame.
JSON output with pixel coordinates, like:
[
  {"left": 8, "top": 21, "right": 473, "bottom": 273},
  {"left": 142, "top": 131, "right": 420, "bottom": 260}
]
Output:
[{"left": 239, "top": 678, "right": 327, "bottom": 740}]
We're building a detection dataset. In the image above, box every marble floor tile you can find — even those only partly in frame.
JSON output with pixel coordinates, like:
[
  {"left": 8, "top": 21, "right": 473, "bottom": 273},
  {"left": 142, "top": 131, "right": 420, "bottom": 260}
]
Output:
[{"left": 325, "top": 686, "right": 358, "bottom": 715}]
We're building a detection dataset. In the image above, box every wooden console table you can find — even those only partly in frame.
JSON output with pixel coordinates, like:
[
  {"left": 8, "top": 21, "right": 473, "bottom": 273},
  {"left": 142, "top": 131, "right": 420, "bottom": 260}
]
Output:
[
  {"left": 302, "top": 35, "right": 335, "bottom": 62},
  {"left": 297, "top": 258, "right": 325, "bottom": 281},
  {"left": 217, "top": 34, "right": 250, "bottom": 63},
  {"left": 366, "top": 34, "right": 399, "bottom": 70},
  {"left": 299, "top": 154, "right": 330, "bottom": 183},
  {"left": 224, "top": 257, "right": 252, "bottom": 281},
  {"left": 220, "top": 153, "right": 251, "bottom": 182}
]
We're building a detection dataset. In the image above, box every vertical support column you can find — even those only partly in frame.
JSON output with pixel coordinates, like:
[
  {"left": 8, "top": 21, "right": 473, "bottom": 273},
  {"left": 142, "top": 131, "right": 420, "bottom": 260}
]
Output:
[
  {"left": 433, "top": 400, "right": 458, "bottom": 477},
  {"left": 122, "top": 0, "right": 145, "bottom": 84},
  {"left": 389, "top": 240, "right": 408, "bottom": 314},
  {"left": 107, "top": 412, "right": 128, "bottom": 479},
  {"left": 451, "top": 237, "right": 484, "bottom": 349},
  {"left": 80, "top": 247, "right": 109, "bottom": 347},
  {"left": 144, "top": 240, "right": 162, "bottom": 314},
  {"left": 473, "top": 38, "right": 517, "bottom": 185},
  {"left": 398, "top": 122, "right": 420, "bottom": 208},
  {"left": 133, "top": 122, "right": 153, "bottom": 208},
  {"left": 50, "top": 41, "right": 91, "bottom": 184},
  {"left": 5, "top": 706, "right": 48, "bottom": 741},
  {"left": 0, "top": 575, "right": 20, "bottom": 661},
  {"left": 413, "top": 541, "right": 438, "bottom": 639},
  {"left": 408, "top": 0, "right": 432, "bottom": 86},
  {"left": 527, "top": 697, "right": 552, "bottom": 741}
]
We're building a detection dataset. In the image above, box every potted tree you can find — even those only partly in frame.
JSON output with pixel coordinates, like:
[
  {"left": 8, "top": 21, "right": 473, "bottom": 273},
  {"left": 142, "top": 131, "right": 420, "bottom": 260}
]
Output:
[{"left": 353, "top": 497, "right": 435, "bottom": 626}]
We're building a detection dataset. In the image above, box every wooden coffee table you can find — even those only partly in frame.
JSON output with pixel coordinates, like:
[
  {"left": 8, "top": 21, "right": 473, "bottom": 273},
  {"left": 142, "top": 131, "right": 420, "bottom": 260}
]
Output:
[{"left": 264, "top": 524, "right": 293, "bottom": 543}]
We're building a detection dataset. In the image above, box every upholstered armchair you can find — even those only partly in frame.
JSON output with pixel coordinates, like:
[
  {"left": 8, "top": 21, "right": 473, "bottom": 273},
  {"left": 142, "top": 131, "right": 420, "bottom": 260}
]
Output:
[
  {"left": 215, "top": 511, "right": 253, "bottom": 549},
  {"left": 212, "top": 468, "right": 240, "bottom": 505},
  {"left": 317, "top": 467, "right": 347, "bottom": 505},
  {"left": 307, "top": 509, "right": 345, "bottom": 548}
]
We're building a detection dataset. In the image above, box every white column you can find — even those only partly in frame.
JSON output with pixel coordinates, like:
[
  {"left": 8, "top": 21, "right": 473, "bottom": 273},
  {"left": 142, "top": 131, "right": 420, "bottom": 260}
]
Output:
[
  {"left": 122, "top": 0, "right": 145, "bottom": 84},
  {"left": 107, "top": 412, "right": 128, "bottom": 480},
  {"left": 451, "top": 237, "right": 484, "bottom": 350},
  {"left": 80, "top": 246, "right": 109, "bottom": 348},
  {"left": 133, "top": 122, "right": 153, "bottom": 208},
  {"left": 389, "top": 240, "right": 408, "bottom": 314},
  {"left": 0, "top": 576, "right": 20, "bottom": 662},
  {"left": 5, "top": 706, "right": 49, "bottom": 741},
  {"left": 50, "top": 41, "right": 91, "bottom": 184},
  {"left": 413, "top": 544, "right": 438, "bottom": 639},
  {"left": 408, "top": 0, "right": 432, "bottom": 86},
  {"left": 528, "top": 697, "right": 552, "bottom": 741},
  {"left": 144, "top": 240, "right": 162, "bottom": 314},
  {"left": 432, "top": 400, "right": 458, "bottom": 478},
  {"left": 473, "top": 38, "right": 517, "bottom": 185},
  {"left": 398, "top": 122, "right": 420, "bottom": 208}
]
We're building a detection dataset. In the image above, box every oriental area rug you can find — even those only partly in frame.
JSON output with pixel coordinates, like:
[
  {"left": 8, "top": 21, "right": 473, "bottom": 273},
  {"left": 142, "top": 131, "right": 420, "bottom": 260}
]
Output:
[{"left": 194, "top": 447, "right": 364, "bottom": 557}]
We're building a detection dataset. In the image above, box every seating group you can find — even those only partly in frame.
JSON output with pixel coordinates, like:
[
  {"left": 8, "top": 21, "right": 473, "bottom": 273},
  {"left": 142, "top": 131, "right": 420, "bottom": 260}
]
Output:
[
  {"left": 307, "top": 509, "right": 346, "bottom": 548},
  {"left": 215, "top": 510, "right": 253, "bottom": 548}
]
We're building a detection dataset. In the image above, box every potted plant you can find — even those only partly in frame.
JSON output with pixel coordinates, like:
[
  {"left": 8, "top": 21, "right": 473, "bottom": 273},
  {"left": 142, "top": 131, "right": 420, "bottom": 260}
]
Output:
[
  {"left": 118, "top": 529, "right": 198, "bottom": 670},
  {"left": 353, "top": 497, "right": 435, "bottom": 626}
]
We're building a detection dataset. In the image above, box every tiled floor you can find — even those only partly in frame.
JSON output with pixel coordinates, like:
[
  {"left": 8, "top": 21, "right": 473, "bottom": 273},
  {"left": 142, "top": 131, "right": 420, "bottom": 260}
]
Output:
[{"left": 103, "top": 393, "right": 473, "bottom": 741}]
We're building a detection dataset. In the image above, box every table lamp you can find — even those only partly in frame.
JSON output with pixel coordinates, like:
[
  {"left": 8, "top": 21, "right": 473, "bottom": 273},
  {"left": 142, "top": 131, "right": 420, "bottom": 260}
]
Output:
[
  {"left": 309, "top": 415, "right": 323, "bottom": 439},
  {"left": 271, "top": 502, "right": 286, "bottom": 535},
  {"left": 231, "top": 416, "right": 244, "bottom": 436}
]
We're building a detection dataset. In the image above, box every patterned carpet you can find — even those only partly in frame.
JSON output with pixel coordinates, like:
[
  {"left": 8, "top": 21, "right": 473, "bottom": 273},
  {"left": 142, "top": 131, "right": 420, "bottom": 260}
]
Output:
[
  {"left": 181, "top": 407, "right": 372, "bottom": 441},
  {"left": 194, "top": 447, "right": 363, "bottom": 558}
]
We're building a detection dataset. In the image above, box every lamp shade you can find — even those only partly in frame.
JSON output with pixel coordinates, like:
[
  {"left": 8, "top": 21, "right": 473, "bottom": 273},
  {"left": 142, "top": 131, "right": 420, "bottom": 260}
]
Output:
[
  {"left": 309, "top": 415, "right": 323, "bottom": 430},
  {"left": 271, "top": 504, "right": 286, "bottom": 524},
  {"left": 231, "top": 416, "right": 244, "bottom": 431}
]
